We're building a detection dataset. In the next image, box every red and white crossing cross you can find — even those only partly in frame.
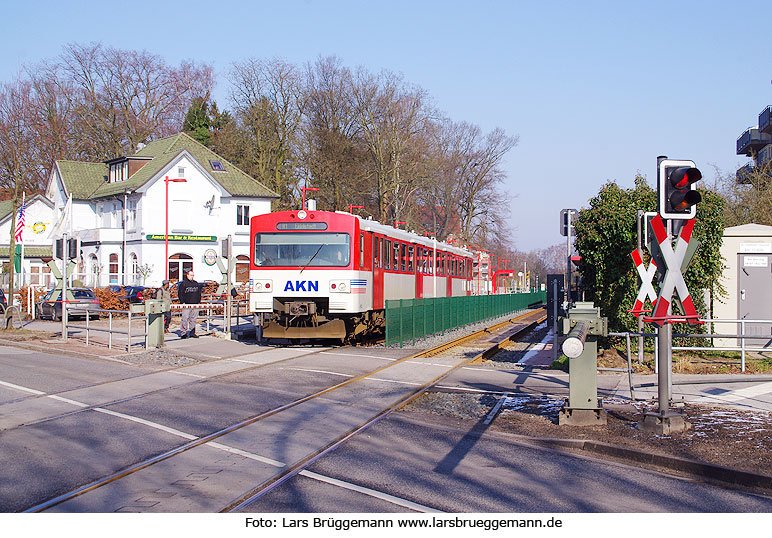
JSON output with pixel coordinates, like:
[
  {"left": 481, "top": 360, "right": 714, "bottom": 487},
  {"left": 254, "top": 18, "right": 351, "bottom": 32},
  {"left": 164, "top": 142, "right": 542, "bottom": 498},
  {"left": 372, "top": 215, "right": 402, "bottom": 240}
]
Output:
[
  {"left": 630, "top": 248, "right": 657, "bottom": 316},
  {"left": 649, "top": 214, "right": 698, "bottom": 325}
]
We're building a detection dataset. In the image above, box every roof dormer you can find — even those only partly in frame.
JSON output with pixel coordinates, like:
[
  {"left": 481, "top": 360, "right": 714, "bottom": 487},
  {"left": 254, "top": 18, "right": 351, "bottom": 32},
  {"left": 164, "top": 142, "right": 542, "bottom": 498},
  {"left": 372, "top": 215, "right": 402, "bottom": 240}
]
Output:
[{"left": 105, "top": 156, "right": 152, "bottom": 183}]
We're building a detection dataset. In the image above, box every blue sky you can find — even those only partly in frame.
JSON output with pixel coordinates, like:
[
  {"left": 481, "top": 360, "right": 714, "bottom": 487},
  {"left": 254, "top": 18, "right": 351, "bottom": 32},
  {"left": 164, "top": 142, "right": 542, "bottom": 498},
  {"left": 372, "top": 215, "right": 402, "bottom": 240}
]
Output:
[{"left": 2, "top": 1, "right": 770, "bottom": 251}]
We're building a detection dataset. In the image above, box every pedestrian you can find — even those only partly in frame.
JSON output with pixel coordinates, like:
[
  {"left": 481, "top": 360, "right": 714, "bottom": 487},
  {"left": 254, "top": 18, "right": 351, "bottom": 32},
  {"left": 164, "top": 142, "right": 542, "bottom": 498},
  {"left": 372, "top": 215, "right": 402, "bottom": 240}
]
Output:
[
  {"left": 177, "top": 270, "right": 203, "bottom": 339},
  {"left": 158, "top": 279, "right": 172, "bottom": 333}
]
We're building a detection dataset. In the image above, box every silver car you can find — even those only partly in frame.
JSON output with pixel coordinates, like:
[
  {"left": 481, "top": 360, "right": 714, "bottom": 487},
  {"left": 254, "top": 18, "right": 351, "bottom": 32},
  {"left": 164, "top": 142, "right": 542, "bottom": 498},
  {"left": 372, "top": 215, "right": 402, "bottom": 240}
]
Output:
[{"left": 36, "top": 288, "right": 101, "bottom": 320}]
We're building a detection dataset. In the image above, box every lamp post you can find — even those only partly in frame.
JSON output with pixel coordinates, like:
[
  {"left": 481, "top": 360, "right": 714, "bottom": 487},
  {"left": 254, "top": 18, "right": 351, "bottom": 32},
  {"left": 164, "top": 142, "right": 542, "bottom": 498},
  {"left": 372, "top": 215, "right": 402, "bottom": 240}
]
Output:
[{"left": 164, "top": 176, "right": 187, "bottom": 280}]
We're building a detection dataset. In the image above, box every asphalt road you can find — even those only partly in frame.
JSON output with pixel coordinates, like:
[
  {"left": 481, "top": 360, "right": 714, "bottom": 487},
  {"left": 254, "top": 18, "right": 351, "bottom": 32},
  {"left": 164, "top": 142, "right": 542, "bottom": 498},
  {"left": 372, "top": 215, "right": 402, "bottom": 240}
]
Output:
[{"left": 2, "top": 332, "right": 772, "bottom": 513}]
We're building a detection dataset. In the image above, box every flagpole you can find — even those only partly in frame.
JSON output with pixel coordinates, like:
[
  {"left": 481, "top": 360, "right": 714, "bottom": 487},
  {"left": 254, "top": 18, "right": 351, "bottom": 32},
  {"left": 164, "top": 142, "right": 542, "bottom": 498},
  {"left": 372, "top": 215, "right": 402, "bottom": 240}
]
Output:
[{"left": 20, "top": 193, "right": 25, "bottom": 286}]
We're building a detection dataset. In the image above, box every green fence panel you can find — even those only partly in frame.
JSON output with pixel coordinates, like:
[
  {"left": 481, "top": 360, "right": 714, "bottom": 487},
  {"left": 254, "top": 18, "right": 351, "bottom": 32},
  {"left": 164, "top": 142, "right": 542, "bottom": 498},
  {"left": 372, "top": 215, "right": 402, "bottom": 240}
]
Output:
[{"left": 384, "top": 291, "right": 546, "bottom": 347}]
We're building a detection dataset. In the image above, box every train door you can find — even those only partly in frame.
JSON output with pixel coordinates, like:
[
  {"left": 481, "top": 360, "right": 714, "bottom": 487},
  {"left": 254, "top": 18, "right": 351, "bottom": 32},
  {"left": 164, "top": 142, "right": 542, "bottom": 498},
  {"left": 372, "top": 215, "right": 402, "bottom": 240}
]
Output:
[
  {"left": 415, "top": 246, "right": 424, "bottom": 299},
  {"left": 373, "top": 235, "right": 384, "bottom": 309},
  {"left": 446, "top": 254, "right": 453, "bottom": 297}
]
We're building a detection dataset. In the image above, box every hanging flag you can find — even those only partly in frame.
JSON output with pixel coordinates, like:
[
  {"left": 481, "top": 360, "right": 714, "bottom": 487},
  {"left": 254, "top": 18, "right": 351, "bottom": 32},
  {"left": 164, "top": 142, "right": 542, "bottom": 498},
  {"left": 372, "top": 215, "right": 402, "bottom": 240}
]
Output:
[{"left": 14, "top": 193, "right": 26, "bottom": 243}]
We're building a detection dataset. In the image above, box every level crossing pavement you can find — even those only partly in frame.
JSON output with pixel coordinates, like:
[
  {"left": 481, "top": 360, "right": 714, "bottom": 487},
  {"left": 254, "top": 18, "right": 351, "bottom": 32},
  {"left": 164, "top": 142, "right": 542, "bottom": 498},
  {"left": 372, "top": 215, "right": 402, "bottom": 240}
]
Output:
[{"left": 7, "top": 320, "right": 772, "bottom": 415}]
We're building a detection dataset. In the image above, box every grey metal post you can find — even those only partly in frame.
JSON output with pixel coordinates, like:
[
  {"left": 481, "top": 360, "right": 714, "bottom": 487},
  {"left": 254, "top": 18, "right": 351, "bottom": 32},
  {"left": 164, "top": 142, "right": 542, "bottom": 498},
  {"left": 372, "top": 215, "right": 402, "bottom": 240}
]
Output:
[
  {"left": 552, "top": 279, "right": 559, "bottom": 362},
  {"left": 657, "top": 323, "right": 670, "bottom": 415},
  {"left": 61, "top": 233, "right": 68, "bottom": 342},
  {"left": 566, "top": 211, "right": 572, "bottom": 307},
  {"left": 226, "top": 235, "right": 233, "bottom": 335},
  {"left": 638, "top": 315, "right": 644, "bottom": 364}
]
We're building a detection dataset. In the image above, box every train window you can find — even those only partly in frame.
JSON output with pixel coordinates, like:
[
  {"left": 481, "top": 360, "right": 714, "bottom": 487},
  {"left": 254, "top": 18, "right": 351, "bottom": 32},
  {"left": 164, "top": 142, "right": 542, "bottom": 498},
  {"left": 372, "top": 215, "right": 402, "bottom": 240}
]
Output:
[
  {"left": 374, "top": 237, "right": 381, "bottom": 268},
  {"left": 384, "top": 240, "right": 391, "bottom": 269},
  {"left": 254, "top": 232, "right": 350, "bottom": 267},
  {"left": 400, "top": 243, "right": 407, "bottom": 272},
  {"left": 438, "top": 252, "right": 444, "bottom": 276},
  {"left": 427, "top": 250, "right": 433, "bottom": 275},
  {"left": 360, "top": 233, "right": 364, "bottom": 268},
  {"left": 454, "top": 258, "right": 458, "bottom": 277},
  {"left": 408, "top": 245, "right": 414, "bottom": 273}
]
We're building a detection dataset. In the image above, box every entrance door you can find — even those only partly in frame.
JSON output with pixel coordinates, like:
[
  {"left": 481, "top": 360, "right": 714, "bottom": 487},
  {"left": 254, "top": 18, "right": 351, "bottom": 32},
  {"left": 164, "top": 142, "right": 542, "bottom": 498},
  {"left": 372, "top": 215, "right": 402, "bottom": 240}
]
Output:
[
  {"left": 169, "top": 253, "right": 193, "bottom": 282},
  {"left": 738, "top": 253, "right": 772, "bottom": 347},
  {"left": 373, "top": 235, "right": 384, "bottom": 309}
]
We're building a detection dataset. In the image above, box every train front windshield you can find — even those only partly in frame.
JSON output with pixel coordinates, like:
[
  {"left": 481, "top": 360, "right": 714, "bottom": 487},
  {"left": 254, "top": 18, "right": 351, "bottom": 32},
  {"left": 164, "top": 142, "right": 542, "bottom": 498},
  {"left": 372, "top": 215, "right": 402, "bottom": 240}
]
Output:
[{"left": 254, "top": 233, "right": 351, "bottom": 267}]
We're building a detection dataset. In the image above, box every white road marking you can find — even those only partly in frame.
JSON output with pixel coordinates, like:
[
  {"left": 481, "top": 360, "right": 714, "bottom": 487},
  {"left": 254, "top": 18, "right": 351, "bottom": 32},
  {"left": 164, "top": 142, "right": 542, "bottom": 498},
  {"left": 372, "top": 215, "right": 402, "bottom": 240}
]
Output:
[
  {"left": 169, "top": 371, "right": 206, "bottom": 379},
  {"left": 320, "top": 352, "right": 397, "bottom": 361},
  {"left": 285, "top": 367, "right": 354, "bottom": 377},
  {"left": 48, "top": 395, "right": 89, "bottom": 408},
  {"left": 93, "top": 408, "right": 198, "bottom": 440},
  {"left": 299, "top": 470, "right": 443, "bottom": 513},
  {"left": 693, "top": 381, "right": 772, "bottom": 404},
  {"left": 517, "top": 331, "right": 555, "bottom": 364},
  {"left": 0, "top": 380, "right": 46, "bottom": 395},
  {"left": 406, "top": 361, "right": 452, "bottom": 368},
  {"left": 2, "top": 375, "right": 443, "bottom": 512}
]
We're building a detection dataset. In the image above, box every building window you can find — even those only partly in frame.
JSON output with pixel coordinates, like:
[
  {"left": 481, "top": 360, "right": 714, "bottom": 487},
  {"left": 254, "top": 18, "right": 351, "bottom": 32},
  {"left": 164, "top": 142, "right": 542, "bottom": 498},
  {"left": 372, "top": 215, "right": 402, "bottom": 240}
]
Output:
[
  {"left": 109, "top": 253, "right": 119, "bottom": 284},
  {"left": 210, "top": 160, "right": 225, "bottom": 172},
  {"left": 168, "top": 253, "right": 193, "bottom": 283},
  {"left": 178, "top": 166, "right": 185, "bottom": 177},
  {"left": 237, "top": 204, "right": 250, "bottom": 226},
  {"left": 130, "top": 253, "right": 139, "bottom": 285},
  {"left": 126, "top": 199, "right": 137, "bottom": 230}
]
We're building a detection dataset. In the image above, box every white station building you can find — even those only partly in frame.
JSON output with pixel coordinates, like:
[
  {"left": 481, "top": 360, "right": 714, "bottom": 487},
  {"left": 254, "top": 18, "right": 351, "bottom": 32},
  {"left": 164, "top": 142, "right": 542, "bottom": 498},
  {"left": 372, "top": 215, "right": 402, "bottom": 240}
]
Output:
[{"left": 3, "top": 132, "right": 278, "bottom": 288}]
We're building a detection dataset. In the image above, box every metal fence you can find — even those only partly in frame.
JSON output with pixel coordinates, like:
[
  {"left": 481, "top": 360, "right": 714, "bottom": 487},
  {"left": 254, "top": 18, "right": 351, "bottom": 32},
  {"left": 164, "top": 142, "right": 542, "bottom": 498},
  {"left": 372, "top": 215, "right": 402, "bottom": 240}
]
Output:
[
  {"left": 385, "top": 291, "right": 546, "bottom": 347},
  {"left": 611, "top": 317, "right": 772, "bottom": 373}
]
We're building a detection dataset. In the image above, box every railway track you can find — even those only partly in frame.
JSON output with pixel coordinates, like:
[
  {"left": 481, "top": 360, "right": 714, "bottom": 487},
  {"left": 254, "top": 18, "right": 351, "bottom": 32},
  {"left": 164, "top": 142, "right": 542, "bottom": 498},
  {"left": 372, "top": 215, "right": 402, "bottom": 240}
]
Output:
[{"left": 20, "top": 307, "right": 545, "bottom": 513}]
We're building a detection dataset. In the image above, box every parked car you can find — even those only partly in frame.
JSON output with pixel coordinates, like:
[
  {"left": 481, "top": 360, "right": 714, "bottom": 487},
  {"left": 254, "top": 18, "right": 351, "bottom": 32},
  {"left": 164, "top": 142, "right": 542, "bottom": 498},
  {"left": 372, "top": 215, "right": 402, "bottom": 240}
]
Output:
[
  {"left": 0, "top": 288, "right": 6, "bottom": 313},
  {"left": 106, "top": 285, "right": 124, "bottom": 294},
  {"left": 119, "top": 286, "right": 153, "bottom": 304},
  {"left": 36, "top": 288, "right": 101, "bottom": 320}
]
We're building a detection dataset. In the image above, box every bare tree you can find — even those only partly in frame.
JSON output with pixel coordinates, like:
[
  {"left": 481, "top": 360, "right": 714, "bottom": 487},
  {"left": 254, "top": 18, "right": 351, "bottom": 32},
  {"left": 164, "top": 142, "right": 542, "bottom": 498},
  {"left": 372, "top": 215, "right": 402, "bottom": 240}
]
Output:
[
  {"left": 714, "top": 161, "right": 772, "bottom": 227},
  {"left": 43, "top": 43, "right": 213, "bottom": 159},
  {"left": 0, "top": 77, "right": 39, "bottom": 303},
  {"left": 350, "top": 69, "right": 430, "bottom": 223},
  {"left": 299, "top": 56, "right": 370, "bottom": 212},
  {"left": 228, "top": 57, "right": 306, "bottom": 208}
]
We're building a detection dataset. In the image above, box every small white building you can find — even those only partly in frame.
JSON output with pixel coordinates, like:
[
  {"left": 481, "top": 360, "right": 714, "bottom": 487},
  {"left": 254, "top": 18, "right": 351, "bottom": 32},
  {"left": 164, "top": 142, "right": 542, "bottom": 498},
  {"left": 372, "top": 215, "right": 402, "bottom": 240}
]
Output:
[
  {"left": 0, "top": 194, "right": 57, "bottom": 287},
  {"left": 713, "top": 223, "right": 772, "bottom": 348},
  {"left": 42, "top": 132, "right": 278, "bottom": 287}
]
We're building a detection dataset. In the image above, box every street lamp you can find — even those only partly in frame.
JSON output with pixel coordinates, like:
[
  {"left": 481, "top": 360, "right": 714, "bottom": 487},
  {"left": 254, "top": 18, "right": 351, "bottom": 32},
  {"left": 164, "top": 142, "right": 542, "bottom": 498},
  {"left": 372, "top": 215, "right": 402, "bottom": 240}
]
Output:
[{"left": 164, "top": 176, "right": 187, "bottom": 280}]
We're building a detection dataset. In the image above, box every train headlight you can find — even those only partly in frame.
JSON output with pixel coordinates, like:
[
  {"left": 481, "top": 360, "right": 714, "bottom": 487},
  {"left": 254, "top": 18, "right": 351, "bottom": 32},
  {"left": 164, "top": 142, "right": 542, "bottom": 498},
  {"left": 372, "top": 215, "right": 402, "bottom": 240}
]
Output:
[
  {"left": 252, "top": 280, "right": 272, "bottom": 293},
  {"left": 330, "top": 280, "right": 350, "bottom": 293}
]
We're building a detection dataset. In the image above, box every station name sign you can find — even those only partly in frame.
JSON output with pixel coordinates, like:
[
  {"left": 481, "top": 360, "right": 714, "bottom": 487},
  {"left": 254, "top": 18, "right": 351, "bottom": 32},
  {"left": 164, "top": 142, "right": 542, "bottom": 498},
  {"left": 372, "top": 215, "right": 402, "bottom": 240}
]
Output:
[{"left": 145, "top": 234, "right": 217, "bottom": 242}]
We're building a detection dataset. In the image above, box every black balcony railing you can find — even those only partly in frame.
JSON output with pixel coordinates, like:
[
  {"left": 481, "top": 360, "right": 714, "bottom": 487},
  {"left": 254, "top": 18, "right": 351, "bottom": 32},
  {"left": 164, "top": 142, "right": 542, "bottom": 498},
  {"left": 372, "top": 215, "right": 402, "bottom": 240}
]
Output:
[
  {"left": 736, "top": 163, "right": 755, "bottom": 184},
  {"left": 760, "top": 106, "right": 772, "bottom": 134},
  {"left": 737, "top": 127, "right": 772, "bottom": 156}
]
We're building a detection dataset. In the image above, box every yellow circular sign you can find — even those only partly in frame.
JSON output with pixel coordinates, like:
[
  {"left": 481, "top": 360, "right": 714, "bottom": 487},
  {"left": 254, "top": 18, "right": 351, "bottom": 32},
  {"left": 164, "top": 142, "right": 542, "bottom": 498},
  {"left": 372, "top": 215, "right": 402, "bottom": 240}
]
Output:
[{"left": 33, "top": 222, "right": 47, "bottom": 234}]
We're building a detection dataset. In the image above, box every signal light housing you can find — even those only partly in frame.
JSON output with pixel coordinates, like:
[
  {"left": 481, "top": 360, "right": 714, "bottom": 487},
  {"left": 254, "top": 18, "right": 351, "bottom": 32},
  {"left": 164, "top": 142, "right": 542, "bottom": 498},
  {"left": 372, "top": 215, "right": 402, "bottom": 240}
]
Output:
[{"left": 658, "top": 159, "right": 702, "bottom": 220}]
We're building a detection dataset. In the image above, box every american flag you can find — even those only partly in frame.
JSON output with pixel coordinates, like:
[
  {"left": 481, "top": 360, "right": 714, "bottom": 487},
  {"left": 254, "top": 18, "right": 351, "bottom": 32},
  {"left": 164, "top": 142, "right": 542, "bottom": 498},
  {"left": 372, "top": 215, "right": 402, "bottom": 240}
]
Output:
[{"left": 14, "top": 194, "right": 25, "bottom": 243}]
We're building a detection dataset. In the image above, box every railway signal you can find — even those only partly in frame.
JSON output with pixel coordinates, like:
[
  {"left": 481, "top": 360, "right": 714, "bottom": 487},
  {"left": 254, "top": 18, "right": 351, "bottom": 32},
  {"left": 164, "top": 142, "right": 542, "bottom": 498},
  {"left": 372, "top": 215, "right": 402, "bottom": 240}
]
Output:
[{"left": 657, "top": 159, "right": 702, "bottom": 220}]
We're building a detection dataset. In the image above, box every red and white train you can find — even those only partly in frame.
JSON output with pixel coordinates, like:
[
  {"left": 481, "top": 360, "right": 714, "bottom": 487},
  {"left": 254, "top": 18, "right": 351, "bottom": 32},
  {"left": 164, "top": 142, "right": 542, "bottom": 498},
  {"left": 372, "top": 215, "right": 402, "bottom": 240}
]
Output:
[{"left": 249, "top": 209, "right": 474, "bottom": 340}]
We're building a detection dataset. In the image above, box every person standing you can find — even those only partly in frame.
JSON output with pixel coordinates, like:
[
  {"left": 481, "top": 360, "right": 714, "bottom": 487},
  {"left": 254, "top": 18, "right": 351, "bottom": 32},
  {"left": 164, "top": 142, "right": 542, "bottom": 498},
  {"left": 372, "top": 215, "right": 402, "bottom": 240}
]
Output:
[
  {"left": 158, "top": 280, "right": 172, "bottom": 333},
  {"left": 177, "top": 270, "right": 202, "bottom": 339}
]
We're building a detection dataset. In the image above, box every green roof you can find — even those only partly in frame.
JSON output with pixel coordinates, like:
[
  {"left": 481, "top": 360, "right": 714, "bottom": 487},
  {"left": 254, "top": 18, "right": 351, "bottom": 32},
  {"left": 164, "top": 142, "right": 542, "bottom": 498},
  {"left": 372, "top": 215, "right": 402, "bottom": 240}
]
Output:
[
  {"left": 56, "top": 161, "right": 108, "bottom": 199},
  {"left": 0, "top": 200, "right": 12, "bottom": 221},
  {"left": 0, "top": 246, "right": 52, "bottom": 258},
  {"left": 58, "top": 132, "right": 279, "bottom": 200}
]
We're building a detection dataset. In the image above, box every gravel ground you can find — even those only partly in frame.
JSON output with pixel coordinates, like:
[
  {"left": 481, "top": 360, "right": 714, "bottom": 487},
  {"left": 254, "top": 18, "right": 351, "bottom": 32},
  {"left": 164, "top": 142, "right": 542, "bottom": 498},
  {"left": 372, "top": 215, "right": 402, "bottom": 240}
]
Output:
[
  {"left": 401, "top": 391, "right": 772, "bottom": 476},
  {"left": 112, "top": 349, "right": 206, "bottom": 368}
]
